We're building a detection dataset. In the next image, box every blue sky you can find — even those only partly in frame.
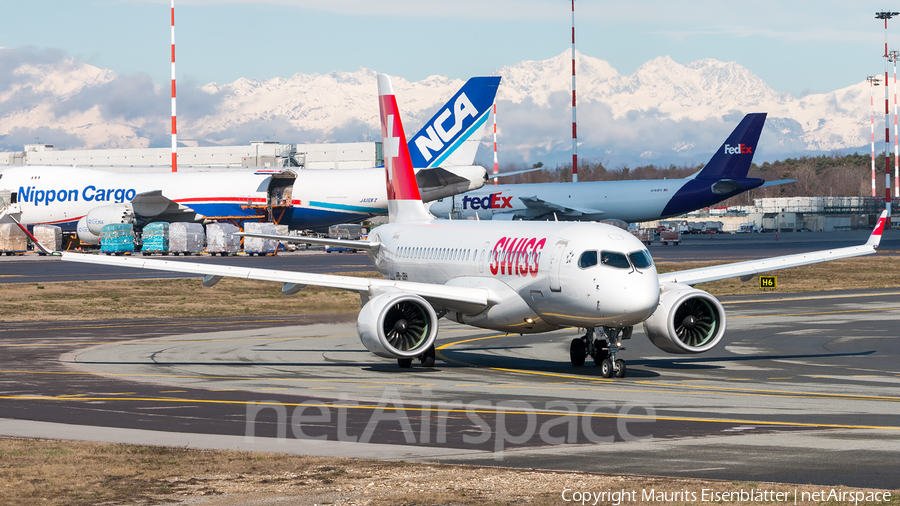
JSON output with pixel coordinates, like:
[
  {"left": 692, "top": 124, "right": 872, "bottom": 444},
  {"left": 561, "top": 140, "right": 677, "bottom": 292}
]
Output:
[{"left": 0, "top": 1, "right": 895, "bottom": 97}]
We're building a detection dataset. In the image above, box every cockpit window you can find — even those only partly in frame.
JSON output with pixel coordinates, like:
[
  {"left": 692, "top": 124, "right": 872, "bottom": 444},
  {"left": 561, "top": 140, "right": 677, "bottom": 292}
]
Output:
[
  {"left": 578, "top": 250, "right": 598, "bottom": 268},
  {"left": 629, "top": 250, "right": 654, "bottom": 270},
  {"left": 600, "top": 251, "right": 630, "bottom": 269}
]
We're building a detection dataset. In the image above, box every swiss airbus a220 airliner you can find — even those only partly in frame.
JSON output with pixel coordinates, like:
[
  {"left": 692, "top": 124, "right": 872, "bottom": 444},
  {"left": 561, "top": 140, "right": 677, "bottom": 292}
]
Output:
[{"left": 59, "top": 74, "right": 886, "bottom": 378}]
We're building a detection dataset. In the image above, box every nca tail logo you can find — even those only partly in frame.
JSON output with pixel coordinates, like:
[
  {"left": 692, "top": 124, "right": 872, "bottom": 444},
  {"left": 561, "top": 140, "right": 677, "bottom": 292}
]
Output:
[
  {"left": 724, "top": 143, "right": 753, "bottom": 155},
  {"left": 413, "top": 93, "right": 478, "bottom": 163},
  {"left": 462, "top": 192, "right": 513, "bottom": 210}
]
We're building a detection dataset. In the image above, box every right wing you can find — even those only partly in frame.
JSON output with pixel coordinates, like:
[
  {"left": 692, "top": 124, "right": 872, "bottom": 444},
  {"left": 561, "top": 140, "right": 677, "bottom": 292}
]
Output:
[
  {"left": 60, "top": 253, "right": 492, "bottom": 313},
  {"left": 659, "top": 211, "right": 886, "bottom": 286}
]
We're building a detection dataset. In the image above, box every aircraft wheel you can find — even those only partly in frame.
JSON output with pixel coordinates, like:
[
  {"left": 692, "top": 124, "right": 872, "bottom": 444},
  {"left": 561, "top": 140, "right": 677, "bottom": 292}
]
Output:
[
  {"left": 600, "top": 359, "right": 614, "bottom": 378},
  {"left": 615, "top": 359, "right": 627, "bottom": 378},
  {"left": 419, "top": 345, "right": 436, "bottom": 367},
  {"left": 397, "top": 358, "right": 413, "bottom": 368},
  {"left": 570, "top": 338, "right": 586, "bottom": 366}
]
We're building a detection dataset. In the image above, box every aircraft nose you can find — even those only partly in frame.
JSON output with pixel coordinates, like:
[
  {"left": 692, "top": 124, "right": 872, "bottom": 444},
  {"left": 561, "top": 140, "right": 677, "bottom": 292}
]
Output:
[{"left": 599, "top": 270, "right": 659, "bottom": 326}]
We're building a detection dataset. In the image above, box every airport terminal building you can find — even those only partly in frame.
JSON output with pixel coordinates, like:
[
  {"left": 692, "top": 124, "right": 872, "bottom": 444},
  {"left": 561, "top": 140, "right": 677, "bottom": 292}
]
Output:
[{"left": 0, "top": 141, "right": 383, "bottom": 172}]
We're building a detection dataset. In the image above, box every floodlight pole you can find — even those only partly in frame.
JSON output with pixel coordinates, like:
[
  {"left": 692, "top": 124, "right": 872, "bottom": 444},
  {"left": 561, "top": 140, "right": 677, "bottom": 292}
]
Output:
[
  {"left": 891, "top": 50, "right": 900, "bottom": 199},
  {"left": 869, "top": 75, "right": 881, "bottom": 199},
  {"left": 571, "top": 0, "right": 578, "bottom": 182},
  {"left": 877, "top": 11, "right": 898, "bottom": 225}
]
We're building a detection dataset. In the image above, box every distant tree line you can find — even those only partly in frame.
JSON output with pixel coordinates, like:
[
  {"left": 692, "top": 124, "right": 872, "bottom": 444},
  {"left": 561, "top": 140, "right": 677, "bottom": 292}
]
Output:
[{"left": 491, "top": 152, "right": 890, "bottom": 206}]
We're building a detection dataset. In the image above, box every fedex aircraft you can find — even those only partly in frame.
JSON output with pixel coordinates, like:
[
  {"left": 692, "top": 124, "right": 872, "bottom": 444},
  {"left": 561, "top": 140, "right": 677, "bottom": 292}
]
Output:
[
  {"left": 0, "top": 76, "right": 501, "bottom": 242},
  {"left": 429, "top": 113, "right": 793, "bottom": 222},
  {"left": 59, "top": 75, "right": 885, "bottom": 378}
]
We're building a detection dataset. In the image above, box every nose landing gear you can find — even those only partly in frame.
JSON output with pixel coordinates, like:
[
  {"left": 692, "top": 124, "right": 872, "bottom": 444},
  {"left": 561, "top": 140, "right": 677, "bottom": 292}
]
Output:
[{"left": 569, "top": 327, "right": 631, "bottom": 378}]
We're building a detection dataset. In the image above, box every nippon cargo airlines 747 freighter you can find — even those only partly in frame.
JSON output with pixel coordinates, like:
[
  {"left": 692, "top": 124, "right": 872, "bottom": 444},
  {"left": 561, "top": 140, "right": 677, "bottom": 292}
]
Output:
[
  {"left": 60, "top": 75, "right": 885, "bottom": 378},
  {"left": 429, "top": 113, "right": 793, "bottom": 222},
  {"left": 0, "top": 76, "right": 501, "bottom": 242}
]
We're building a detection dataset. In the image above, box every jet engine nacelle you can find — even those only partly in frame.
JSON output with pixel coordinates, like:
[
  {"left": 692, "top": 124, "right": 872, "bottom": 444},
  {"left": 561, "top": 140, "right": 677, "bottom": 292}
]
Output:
[
  {"left": 357, "top": 291, "right": 438, "bottom": 359},
  {"left": 76, "top": 216, "right": 100, "bottom": 245},
  {"left": 85, "top": 204, "right": 134, "bottom": 235},
  {"left": 642, "top": 284, "right": 726, "bottom": 354}
]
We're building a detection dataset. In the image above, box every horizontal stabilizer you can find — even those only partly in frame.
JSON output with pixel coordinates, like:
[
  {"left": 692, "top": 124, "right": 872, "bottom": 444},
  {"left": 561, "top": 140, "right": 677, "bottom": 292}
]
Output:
[{"left": 758, "top": 179, "right": 796, "bottom": 189}]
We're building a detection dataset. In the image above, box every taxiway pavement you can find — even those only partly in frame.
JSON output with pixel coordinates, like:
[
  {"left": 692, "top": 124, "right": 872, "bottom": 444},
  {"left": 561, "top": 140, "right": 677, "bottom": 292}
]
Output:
[
  {"left": 1, "top": 229, "right": 898, "bottom": 283},
  {"left": 1, "top": 289, "right": 898, "bottom": 488}
]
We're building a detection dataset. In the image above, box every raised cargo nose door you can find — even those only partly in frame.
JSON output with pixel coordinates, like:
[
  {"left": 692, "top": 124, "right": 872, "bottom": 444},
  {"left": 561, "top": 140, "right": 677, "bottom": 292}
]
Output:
[{"left": 265, "top": 169, "right": 297, "bottom": 224}]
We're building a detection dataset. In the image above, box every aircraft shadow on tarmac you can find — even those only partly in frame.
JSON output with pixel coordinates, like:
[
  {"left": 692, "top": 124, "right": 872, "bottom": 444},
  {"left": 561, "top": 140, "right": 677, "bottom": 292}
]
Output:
[
  {"left": 629, "top": 349, "right": 877, "bottom": 369},
  {"left": 73, "top": 350, "right": 876, "bottom": 381}
]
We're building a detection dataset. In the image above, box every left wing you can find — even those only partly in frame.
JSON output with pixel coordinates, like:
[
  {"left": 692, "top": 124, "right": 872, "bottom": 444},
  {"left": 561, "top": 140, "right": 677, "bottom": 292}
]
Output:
[
  {"left": 60, "top": 253, "right": 492, "bottom": 313},
  {"left": 235, "top": 232, "right": 380, "bottom": 252},
  {"left": 518, "top": 195, "right": 604, "bottom": 219},
  {"left": 131, "top": 190, "right": 203, "bottom": 224},
  {"left": 660, "top": 211, "right": 886, "bottom": 286}
]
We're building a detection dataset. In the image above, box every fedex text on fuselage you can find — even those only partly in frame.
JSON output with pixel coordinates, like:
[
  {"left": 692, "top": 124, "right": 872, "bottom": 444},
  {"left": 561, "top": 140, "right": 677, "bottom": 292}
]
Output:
[{"left": 461, "top": 193, "right": 513, "bottom": 210}]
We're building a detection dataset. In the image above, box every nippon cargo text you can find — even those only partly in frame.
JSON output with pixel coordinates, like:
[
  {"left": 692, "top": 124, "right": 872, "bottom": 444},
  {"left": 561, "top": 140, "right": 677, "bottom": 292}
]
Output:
[{"left": 18, "top": 186, "right": 137, "bottom": 206}]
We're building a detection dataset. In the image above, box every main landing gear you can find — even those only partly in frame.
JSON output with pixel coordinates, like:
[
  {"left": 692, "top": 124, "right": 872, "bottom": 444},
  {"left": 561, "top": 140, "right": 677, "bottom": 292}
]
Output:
[
  {"left": 570, "top": 327, "right": 632, "bottom": 378},
  {"left": 397, "top": 344, "right": 436, "bottom": 368}
]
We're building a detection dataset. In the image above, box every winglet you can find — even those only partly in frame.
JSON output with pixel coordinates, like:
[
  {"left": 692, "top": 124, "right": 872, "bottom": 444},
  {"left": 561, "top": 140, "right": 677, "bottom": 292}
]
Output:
[
  {"left": 377, "top": 74, "right": 432, "bottom": 223},
  {"left": 9, "top": 216, "right": 57, "bottom": 256},
  {"left": 866, "top": 210, "right": 888, "bottom": 249}
]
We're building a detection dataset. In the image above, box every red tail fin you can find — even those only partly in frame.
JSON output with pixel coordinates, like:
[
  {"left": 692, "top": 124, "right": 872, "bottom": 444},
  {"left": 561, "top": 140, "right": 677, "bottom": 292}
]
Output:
[{"left": 377, "top": 74, "right": 432, "bottom": 223}]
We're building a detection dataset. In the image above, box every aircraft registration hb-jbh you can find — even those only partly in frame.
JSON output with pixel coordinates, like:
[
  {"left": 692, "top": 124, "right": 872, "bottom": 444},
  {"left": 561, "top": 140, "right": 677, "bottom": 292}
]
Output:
[
  {"left": 0, "top": 77, "right": 502, "bottom": 241},
  {"left": 59, "top": 75, "right": 887, "bottom": 378}
]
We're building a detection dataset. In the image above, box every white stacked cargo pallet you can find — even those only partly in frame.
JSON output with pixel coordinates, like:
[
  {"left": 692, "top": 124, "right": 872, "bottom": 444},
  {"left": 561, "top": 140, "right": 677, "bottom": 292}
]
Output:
[
  {"left": 0, "top": 223, "right": 27, "bottom": 255},
  {"left": 169, "top": 223, "right": 205, "bottom": 255},
  {"left": 243, "top": 222, "right": 278, "bottom": 256},
  {"left": 33, "top": 225, "right": 62, "bottom": 253},
  {"left": 206, "top": 223, "right": 241, "bottom": 256}
]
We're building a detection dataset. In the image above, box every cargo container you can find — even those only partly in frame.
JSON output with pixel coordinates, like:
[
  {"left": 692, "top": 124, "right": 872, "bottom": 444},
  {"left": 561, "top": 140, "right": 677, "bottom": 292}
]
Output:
[
  {"left": 141, "top": 222, "right": 169, "bottom": 255},
  {"left": 100, "top": 223, "right": 135, "bottom": 255},
  {"left": 660, "top": 230, "right": 681, "bottom": 245},
  {"left": 33, "top": 225, "right": 62, "bottom": 253},
  {"left": 206, "top": 223, "right": 240, "bottom": 256},
  {"left": 629, "top": 229, "right": 653, "bottom": 245},
  {"left": 243, "top": 222, "right": 278, "bottom": 256},
  {"left": 0, "top": 223, "right": 27, "bottom": 255},
  {"left": 169, "top": 223, "right": 205, "bottom": 255}
]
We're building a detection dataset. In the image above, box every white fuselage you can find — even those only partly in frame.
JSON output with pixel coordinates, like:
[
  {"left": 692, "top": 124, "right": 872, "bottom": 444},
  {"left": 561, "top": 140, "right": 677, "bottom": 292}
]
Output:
[
  {"left": 0, "top": 165, "right": 482, "bottom": 231},
  {"left": 365, "top": 219, "right": 660, "bottom": 332},
  {"left": 429, "top": 179, "right": 687, "bottom": 222}
]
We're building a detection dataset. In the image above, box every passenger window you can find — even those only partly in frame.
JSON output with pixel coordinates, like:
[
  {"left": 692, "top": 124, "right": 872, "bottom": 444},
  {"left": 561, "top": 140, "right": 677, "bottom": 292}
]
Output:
[
  {"left": 578, "top": 250, "right": 598, "bottom": 268},
  {"left": 600, "top": 251, "right": 631, "bottom": 269}
]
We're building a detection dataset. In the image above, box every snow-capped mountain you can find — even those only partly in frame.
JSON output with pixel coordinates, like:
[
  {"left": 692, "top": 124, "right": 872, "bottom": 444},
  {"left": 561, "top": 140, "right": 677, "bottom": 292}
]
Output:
[{"left": 0, "top": 47, "right": 873, "bottom": 165}]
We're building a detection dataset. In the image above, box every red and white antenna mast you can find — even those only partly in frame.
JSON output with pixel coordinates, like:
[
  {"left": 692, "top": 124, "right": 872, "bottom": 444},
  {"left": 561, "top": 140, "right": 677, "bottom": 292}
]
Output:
[
  {"left": 170, "top": 0, "right": 178, "bottom": 173},
  {"left": 891, "top": 50, "right": 900, "bottom": 199},
  {"left": 869, "top": 75, "right": 881, "bottom": 198},
  {"left": 571, "top": 0, "right": 578, "bottom": 183},
  {"left": 492, "top": 101, "right": 499, "bottom": 184},
  {"left": 877, "top": 11, "right": 898, "bottom": 226}
]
